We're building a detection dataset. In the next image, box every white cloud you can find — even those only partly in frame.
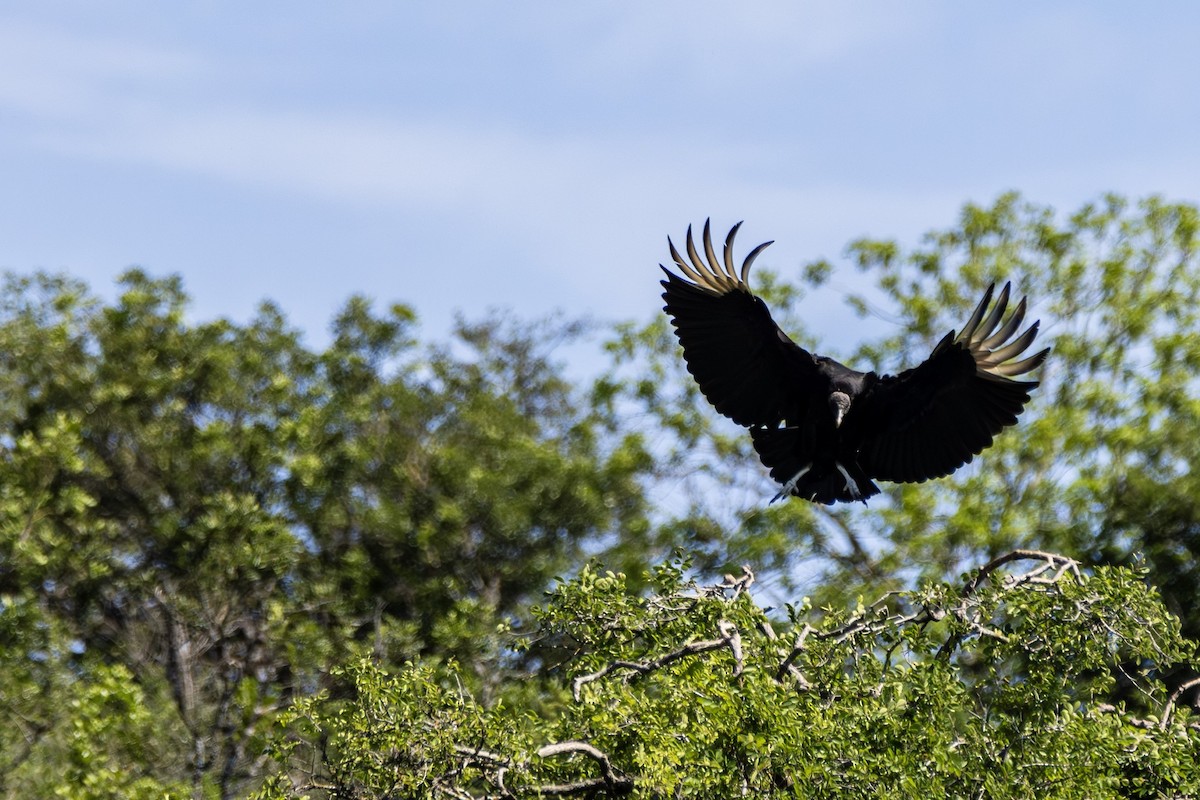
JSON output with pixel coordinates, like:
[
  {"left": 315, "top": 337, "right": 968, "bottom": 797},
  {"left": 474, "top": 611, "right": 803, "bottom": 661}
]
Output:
[
  {"left": 3, "top": 3, "right": 1198, "bottom": 343},
  {"left": 0, "top": 19, "right": 207, "bottom": 118},
  {"left": 533, "top": 1, "right": 931, "bottom": 88}
]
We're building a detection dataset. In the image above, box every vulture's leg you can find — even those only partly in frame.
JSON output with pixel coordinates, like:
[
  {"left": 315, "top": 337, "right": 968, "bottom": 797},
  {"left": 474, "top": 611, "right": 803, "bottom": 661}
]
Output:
[
  {"left": 835, "top": 463, "right": 861, "bottom": 500},
  {"left": 771, "top": 465, "right": 811, "bottom": 503}
]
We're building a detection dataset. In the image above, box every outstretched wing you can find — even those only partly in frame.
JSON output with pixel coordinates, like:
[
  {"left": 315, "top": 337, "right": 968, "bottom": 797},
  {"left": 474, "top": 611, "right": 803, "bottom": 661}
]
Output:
[
  {"left": 857, "top": 282, "right": 1049, "bottom": 483},
  {"left": 660, "top": 220, "right": 816, "bottom": 427}
]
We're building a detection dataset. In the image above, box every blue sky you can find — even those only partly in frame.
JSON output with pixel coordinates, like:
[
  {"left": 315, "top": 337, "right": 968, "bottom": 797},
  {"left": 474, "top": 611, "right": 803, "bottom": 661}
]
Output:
[{"left": 3, "top": 2, "right": 1199, "bottom": 349}]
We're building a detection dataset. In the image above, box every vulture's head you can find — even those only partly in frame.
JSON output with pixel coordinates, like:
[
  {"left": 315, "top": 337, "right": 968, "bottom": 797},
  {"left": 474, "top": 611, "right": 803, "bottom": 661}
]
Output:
[{"left": 829, "top": 391, "right": 851, "bottom": 428}]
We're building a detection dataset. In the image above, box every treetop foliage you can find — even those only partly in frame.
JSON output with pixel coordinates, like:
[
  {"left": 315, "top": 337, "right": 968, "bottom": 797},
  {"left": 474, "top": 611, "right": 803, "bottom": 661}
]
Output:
[{"left": 257, "top": 552, "right": 1199, "bottom": 799}]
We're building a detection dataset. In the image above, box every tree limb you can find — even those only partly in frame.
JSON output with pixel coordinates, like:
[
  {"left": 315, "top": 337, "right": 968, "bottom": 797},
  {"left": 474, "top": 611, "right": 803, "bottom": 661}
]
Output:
[
  {"left": 532, "top": 741, "right": 632, "bottom": 795},
  {"left": 962, "top": 550, "right": 1081, "bottom": 598},
  {"left": 572, "top": 619, "right": 743, "bottom": 701},
  {"left": 1160, "top": 675, "right": 1200, "bottom": 730}
]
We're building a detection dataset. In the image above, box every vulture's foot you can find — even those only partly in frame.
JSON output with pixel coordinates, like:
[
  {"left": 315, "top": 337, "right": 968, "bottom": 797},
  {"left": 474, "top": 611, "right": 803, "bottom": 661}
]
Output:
[
  {"left": 835, "top": 463, "right": 862, "bottom": 500},
  {"left": 771, "top": 465, "right": 811, "bottom": 503}
]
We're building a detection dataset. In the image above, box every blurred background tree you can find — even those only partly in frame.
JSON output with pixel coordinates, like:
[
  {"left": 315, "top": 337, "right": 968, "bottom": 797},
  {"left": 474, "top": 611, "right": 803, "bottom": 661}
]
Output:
[{"left": 0, "top": 272, "right": 658, "bottom": 797}]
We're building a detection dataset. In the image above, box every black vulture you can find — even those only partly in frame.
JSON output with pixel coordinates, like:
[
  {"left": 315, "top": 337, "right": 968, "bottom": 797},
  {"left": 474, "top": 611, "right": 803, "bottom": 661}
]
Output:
[{"left": 660, "top": 220, "right": 1049, "bottom": 505}]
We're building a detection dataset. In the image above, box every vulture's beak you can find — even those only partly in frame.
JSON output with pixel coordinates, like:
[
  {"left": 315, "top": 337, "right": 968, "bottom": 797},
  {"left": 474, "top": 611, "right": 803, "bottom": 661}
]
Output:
[{"left": 829, "top": 391, "right": 851, "bottom": 428}]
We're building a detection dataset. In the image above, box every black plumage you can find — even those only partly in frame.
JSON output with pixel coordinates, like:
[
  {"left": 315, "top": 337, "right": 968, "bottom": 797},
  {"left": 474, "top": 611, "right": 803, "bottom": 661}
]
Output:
[{"left": 660, "top": 220, "right": 1049, "bottom": 504}]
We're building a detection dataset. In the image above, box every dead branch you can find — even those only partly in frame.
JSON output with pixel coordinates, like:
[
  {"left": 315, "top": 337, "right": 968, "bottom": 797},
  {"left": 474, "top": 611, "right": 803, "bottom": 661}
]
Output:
[
  {"left": 454, "top": 744, "right": 510, "bottom": 766},
  {"left": 712, "top": 565, "right": 755, "bottom": 598},
  {"left": 1093, "top": 702, "right": 1200, "bottom": 733},
  {"left": 1160, "top": 675, "right": 1200, "bottom": 730},
  {"left": 761, "top": 618, "right": 811, "bottom": 689},
  {"left": 535, "top": 740, "right": 633, "bottom": 796},
  {"left": 446, "top": 740, "right": 635, "bottom": 798},
  {"left": 936, "top": 550, "right": 1081, "bottom": 661},
  {"left": 772, "top": 550, "right": 1084, "bottom": 679},
  {"left": 572, "top": 619, "right": 743, "bottom": 701},
  {"left": 775, "top": 592, "right": 923, "bottom": 686},
  {"left": 962, "top": 550, "right": 1081, "bottom": 597}
]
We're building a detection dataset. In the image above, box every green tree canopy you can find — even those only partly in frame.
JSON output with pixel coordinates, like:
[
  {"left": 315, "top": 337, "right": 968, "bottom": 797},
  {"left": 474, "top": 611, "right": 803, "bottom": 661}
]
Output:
[
  {"left": 2, "top": 193, "right": 1200, "bottom": 797},
  {"left": 0, "top": 272, "right": 657, "bottom": 797},
  {"left": 257, "top": 552, "right": 1200, "bottom": 799}
]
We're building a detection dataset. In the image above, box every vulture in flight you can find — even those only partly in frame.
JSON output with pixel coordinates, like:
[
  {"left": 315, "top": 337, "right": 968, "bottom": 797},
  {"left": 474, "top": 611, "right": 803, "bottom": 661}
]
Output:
[{"left": 660, "top": 220, "right": 1049, "bottom": 505}]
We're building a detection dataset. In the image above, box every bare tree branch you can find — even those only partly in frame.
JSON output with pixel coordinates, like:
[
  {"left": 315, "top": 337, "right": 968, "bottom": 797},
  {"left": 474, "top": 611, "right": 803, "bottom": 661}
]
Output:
[
  {"left": 761, "top": 618, "right": 811, "bottom": 689},
  {"left": 572, "top": 619, "right": 743, "bottom": 701},
  {"left": 1160, "top": 676, "right": 1200, "bottom": 730},
  {"left": 713, "top": 565, "right": 755, "bottom": 598},
  {"left": 454, "top": 744, "right": 511, "bottom": 766},
  {"left": 533, "top": 740, "right": 632, "bottom": 796},
  {"left": 770, "top": 550, "right": 1086, "bottom": 682},
  {"left": 962, "top": 550, "right": 1081, "bottom": 597}
]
